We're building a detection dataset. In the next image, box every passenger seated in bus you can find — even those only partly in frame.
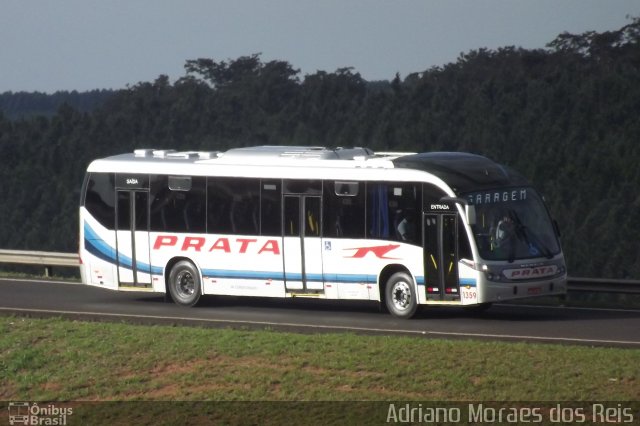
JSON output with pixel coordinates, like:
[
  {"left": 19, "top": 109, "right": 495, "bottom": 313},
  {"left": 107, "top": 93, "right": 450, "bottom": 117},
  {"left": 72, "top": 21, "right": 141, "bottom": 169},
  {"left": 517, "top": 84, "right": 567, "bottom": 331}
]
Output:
[{"left": 397, "top": 210, "right": 417, "bottom": 242}]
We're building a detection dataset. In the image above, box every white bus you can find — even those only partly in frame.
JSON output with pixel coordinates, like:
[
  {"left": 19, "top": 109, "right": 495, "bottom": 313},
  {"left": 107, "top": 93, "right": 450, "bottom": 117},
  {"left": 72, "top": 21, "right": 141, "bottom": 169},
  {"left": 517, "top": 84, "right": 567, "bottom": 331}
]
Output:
[{"left": 79, "top": 145, "right": 567, "bottom": 318}]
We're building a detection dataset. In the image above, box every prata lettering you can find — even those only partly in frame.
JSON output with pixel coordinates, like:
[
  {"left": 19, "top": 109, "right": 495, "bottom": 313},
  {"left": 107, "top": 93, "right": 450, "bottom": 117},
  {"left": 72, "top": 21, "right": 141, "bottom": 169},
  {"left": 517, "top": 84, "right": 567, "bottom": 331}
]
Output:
[
  {"left": 510, "top": 267, "right": 553, "bottom": 277},
  {"left": 506, "top": 265, "right": 558, "bottom": 279},
  {"left": 153, "top": 235, "right": 280, "bottom": 255}
]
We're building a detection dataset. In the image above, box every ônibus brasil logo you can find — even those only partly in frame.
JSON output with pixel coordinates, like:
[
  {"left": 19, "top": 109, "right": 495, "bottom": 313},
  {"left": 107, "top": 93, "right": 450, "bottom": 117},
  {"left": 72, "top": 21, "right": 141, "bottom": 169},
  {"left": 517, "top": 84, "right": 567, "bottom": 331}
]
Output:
[{"left": 8, "top": 402, "right": 73, "bottom": 426}]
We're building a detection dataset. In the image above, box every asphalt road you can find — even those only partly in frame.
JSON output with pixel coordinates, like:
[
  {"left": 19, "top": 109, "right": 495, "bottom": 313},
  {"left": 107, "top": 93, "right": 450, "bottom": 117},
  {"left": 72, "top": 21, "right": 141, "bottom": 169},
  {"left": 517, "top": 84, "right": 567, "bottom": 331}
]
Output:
[{"left": 1, "top": 277, "right": 639, "bottom": 348}]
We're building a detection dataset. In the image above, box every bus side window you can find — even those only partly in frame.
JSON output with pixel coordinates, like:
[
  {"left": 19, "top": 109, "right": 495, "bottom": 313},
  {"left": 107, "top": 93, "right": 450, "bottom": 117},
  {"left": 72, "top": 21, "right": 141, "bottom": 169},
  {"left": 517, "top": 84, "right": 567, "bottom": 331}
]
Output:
[
  {"left": 207, "top": 177, "right": 260, "bottom": 235},
  {"left": 323, "top": 181, "right": 365, "bottom": 238},
  {"left": 367, "top": 183, "right": 390, "bottom": 239},
  {"left": 260, "top": 180, "right": 281, "bottom": 236},
  {"left": 150, "top": 175, "right": 206, "bottom": 232},
  {"left": 392, "top": 183, "right": 421, "bottom": 244},
  {"left": 182, "top": 177, "right": 206, "bottom": 232},
  {"left": 83, "top": 172, "right": 116, "bottom": 230},
  {"left": 368, "top": 182, "right": 421, "bottom": 244}
]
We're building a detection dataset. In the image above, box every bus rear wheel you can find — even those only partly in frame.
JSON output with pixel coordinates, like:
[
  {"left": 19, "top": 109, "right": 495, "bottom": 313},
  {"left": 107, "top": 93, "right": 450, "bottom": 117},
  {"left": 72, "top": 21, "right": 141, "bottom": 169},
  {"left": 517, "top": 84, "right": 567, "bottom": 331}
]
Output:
[
  {"left": 385, "top": 272, "right": 418, "bottom": 319},
  {"left": 168, "top": 260, "right": 202, "bottom": 307}
]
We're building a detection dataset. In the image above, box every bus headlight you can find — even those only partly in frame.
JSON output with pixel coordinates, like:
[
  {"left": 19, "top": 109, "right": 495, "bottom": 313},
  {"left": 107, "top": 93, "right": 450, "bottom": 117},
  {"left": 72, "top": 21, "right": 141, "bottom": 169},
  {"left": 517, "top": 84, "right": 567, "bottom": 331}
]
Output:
[
  {"left": 485, "top": 271, "right": 502, "bottom": 281},
  {"left": 472, "top": 263, "right": 503, "bottom": 281},
  {"left": 477, "top": 264, "right": 501, "bottom": 281}
]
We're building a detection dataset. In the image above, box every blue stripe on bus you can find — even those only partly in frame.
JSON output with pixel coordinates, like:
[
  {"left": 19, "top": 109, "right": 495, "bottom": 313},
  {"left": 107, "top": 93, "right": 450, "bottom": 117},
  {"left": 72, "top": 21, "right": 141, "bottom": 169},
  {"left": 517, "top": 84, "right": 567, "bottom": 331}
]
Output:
[
  {"left": 84, "top": 235, "right": 115, "bottom": 265},
  {"left": 203, "top": 269, "right": 376, "bottom": 285},
  {"left": 84, "top": 222, "right": 478, "bottom": 288},
  {"left": 84, "top": 223, "right": 119, "bottom": 266},
  {"left": 414, "top": 277, "right": 476, "bottom": 287},
  {"left": 460, "top": 278, "right": 477, "bottom": 287},
  {"left": 330, "top": 274, "right": 376, "bottom": 283},
  {"left": 84, "top": 222, "right": 163, "bottom": 275}
]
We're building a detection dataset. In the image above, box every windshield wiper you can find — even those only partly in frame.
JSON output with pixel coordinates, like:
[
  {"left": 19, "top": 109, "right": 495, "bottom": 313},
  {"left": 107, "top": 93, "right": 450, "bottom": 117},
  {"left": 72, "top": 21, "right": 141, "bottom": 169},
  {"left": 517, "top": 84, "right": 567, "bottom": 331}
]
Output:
[{"left": 511, "top": 212, "right": 554, "bottom": 259}]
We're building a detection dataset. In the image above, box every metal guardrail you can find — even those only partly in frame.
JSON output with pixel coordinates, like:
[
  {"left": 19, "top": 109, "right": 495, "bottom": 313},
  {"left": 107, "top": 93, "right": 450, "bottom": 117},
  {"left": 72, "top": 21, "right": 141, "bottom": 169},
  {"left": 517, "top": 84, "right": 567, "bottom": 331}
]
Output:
[
  {"left": 566, "top": 277, "right": 640, "bottom": 294},
  {"left": 0, "top": 249, "right": 80, "bottom": 277},
  {"left": 0, "top": 249, "right": 639, "bottom": 293}
]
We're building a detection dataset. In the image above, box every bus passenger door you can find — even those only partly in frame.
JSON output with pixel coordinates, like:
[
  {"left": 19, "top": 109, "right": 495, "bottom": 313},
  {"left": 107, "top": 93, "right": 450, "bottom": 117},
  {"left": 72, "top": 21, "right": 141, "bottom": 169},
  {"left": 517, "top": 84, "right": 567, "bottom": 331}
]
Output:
[
  {"left": 423, "top": 213, "right": 459, "bottom": 301},
  {"left": 283, "top": 195, "right": 323, "bottom": 293},
  {"left": 116, "top": 190, "right": 151, "bottom": 287}
]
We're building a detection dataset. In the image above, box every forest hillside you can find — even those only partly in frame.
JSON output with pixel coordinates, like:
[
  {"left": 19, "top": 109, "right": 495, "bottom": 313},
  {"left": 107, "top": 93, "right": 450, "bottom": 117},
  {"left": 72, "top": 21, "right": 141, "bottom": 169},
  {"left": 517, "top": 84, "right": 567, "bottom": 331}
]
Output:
[{"left": 1, "top": 19, "right": 639, "bottom": 278}]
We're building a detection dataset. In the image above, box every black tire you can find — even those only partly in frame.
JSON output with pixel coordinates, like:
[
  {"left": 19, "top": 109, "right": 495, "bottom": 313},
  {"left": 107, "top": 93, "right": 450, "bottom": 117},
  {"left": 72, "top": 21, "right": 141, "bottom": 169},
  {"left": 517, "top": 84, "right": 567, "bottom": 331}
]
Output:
[
  {"left": 384, "top": 272, "right": 418, "bottom": 319},
  {"left": 168, "top": 260, "right": 202, "bottom": 307}
]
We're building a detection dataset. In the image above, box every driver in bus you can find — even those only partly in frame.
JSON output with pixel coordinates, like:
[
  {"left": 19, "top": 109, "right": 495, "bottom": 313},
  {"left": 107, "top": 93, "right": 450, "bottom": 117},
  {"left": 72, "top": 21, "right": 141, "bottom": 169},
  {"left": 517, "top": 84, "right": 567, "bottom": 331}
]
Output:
[{"left": 492, "top": 212, "right": 516, "bottom": 250}]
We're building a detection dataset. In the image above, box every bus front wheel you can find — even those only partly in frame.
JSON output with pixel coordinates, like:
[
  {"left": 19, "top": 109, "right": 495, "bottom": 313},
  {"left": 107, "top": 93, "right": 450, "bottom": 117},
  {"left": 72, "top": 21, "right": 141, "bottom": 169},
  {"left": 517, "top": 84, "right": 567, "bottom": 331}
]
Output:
[
  {"left": 168, "top": 260, "right": 202, "bottom": 307},
  {"left": 385, "top": 272, "right": 418, "bottom": 319}
]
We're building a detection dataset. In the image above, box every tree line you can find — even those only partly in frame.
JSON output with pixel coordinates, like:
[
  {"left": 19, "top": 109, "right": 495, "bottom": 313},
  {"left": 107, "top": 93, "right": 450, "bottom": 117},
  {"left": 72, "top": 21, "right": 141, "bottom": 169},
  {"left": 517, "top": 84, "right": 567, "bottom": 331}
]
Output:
[
  {"left": 1, "top": 18, "right": 639, "bottom": 278},
  {"left": 0, "top": 90, "right": 114, "bottom": 119}
]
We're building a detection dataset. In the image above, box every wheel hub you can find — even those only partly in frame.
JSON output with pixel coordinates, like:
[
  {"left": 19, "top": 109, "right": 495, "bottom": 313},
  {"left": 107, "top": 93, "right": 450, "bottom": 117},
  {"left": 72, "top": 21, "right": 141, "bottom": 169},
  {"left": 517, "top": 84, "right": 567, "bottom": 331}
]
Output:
[
  {"left": 392, "top": 281, "right": 411, "bottom": 310},
  {"left": 176, "top": 271, "right": 195, "bottom": 296}
]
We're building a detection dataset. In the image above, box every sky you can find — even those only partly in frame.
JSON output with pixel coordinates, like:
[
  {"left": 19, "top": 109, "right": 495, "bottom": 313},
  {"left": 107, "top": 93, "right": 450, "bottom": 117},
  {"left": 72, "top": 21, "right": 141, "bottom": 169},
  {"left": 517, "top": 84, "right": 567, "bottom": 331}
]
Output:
[{"left": 1, "top": 0, "right": 638, "bottom": 93}]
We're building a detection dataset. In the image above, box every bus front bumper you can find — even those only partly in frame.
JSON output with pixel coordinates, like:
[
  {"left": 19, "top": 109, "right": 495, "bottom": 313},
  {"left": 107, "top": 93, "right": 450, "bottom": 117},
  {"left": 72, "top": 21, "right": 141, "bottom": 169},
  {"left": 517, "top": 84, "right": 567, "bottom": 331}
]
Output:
[{"left": 479, "top": 275, "right": 567, "bottom": 303}]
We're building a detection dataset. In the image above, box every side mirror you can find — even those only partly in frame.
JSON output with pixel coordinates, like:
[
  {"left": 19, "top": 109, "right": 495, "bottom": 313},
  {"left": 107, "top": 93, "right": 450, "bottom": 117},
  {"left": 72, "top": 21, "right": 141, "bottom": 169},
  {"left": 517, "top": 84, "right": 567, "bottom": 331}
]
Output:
[{"left": 440, "top": 196, "right": 476, "bottom": 226}]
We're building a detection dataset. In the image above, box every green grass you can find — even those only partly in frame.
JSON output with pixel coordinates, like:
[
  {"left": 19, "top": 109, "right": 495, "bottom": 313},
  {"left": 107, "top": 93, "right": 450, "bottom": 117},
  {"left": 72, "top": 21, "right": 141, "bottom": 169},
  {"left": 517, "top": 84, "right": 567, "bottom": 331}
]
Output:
[
  {"left": 1, "top": 316, "right": 638, "bottom": 402},
  {"left": 2, "top": 316, "right": 638, "bottom": 424}
]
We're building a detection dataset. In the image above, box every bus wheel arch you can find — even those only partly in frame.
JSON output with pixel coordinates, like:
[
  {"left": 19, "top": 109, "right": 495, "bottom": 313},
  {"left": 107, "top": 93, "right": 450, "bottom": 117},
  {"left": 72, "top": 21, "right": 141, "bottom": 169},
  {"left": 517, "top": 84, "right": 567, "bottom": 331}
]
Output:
[
  {"left": 166, "top": 257, "right": 202, "bottom": 307},
  {"left": 379, "top": 265, "right": 418, "bottom": 319}
]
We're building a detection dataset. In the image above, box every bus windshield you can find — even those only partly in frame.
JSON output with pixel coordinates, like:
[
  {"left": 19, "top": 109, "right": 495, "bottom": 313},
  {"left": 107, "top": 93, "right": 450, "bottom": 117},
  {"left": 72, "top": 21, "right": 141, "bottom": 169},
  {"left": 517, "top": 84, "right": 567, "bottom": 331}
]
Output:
[{"left": 464, "top": 187, "right": 560, "bottom": 262}]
